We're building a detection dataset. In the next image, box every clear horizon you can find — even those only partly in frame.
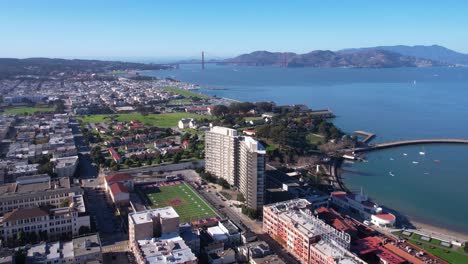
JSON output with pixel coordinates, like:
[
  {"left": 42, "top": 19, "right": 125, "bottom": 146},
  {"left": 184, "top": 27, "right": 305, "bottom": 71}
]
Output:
[{"left": 1, "top": 0, "right": 468, "bottom": 59}]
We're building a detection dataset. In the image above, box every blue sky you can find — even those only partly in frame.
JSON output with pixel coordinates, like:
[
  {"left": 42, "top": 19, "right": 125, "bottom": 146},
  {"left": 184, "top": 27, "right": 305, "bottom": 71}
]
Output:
[{"left": 1, "top": 0, "right": 467, "bottom": 60}]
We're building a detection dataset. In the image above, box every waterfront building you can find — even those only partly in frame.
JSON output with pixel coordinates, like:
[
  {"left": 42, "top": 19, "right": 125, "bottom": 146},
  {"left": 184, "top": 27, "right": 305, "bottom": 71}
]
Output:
[
  {"left": 330, "top": 191, "right": 396, "bottom": 227},
  {"left": 25, "top": 234, "right": 102, "bottom": 264},
  {"left": 263, "top": 199, "right": 364, "bottom": 264},
  {"left": 0, "top": 175, "right": 82, "bottom": 215},
  {"left": 205, "top": 126, "right": 266, "bottom": 211}
]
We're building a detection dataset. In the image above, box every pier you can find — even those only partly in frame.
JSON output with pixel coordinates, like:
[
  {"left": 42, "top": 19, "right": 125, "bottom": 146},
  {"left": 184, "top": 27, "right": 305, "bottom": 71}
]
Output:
[
  {"left": 353, "top": 138, "right": 468, "bottom": 153},
  {"left": 354, "top": 130, "right": 375, "bottom": 144}
]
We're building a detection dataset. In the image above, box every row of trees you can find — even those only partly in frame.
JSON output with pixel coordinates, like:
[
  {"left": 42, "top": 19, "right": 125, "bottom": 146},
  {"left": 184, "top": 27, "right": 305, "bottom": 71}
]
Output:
[{"left": 211, "top": 101, "right": 274, "bottom": 117}]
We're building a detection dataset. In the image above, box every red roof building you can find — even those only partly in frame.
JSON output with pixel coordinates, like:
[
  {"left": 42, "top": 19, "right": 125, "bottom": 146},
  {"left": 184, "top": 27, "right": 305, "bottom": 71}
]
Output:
[
  {"left": 109, "top": 182, "right": 130, "bottom": 205},
  {"left": 353, "top": 237, "right": 407, "bottom": 264},
  {"left": 108, "top": 147, "right": 121, "bottom": 163},
  {"left": 105, "top": 172, "right": 134, "bottom": 192}
]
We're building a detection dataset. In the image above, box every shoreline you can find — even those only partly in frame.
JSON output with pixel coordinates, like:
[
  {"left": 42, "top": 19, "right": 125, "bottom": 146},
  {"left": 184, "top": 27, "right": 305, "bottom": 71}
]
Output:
[
  {"left": 335, "top": 164, "right": 468, "bottom": 242},
  {"left": 408, "top": 218, "right": 468, "bottom": 242}
]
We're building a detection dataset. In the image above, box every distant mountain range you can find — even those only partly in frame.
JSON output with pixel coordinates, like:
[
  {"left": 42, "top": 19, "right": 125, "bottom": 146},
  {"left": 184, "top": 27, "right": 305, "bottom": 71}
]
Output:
[
  {"left": 221, "top": 45, "right": 468, "bottom": 68},
  {"left": 339, "top": 45, "right": 468, "bottom": 65}
]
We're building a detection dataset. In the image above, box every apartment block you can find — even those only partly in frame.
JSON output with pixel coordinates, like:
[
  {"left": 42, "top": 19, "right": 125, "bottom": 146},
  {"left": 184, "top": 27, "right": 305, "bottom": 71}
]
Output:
[
  {"left": 0, "top": 195, "right": 90, "bottom": 242},
  {"left": 128, "top": 207, "right": 180, "bottom": 250},
  {"left": 263, "top": 199, "right": 363, "bottom": 264},
  {"left": 0, "top": 175, "right": 83, "bottom": 215},
  {"left": 205, "top": 126, "right": 265, "bottom": 211}
]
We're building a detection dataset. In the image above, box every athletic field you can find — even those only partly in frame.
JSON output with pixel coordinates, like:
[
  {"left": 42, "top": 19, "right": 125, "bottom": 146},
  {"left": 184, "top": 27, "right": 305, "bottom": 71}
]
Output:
[{"left": 139, "top": 181, "right": 219, "bottom": 223}]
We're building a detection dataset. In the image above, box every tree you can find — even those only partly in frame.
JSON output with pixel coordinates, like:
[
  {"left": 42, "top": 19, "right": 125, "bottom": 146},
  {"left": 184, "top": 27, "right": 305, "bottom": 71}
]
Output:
[
  {"left": 255, "top": 102, "right": 273, "bottom": 112},
  {"left": 217, "top": 178, "right": 230, "bottom": 189},
  {"left": 212, "top": 105, "right": 229, "bottom": 117},
  {"left": 173, "top": 152, "right": 182, "bottom": 164},
  {"left": 17, "top": 230, "right": 26, "bottom": 245},
  {"left": 241, "top": 206, "right": 258, "bottom": 219},
  {"left": 79, "top": 226, "right": 91, "bottom": 235}
]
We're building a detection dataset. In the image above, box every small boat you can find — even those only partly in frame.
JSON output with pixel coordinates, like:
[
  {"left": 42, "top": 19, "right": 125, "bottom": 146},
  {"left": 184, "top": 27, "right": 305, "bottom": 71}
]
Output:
[
  {"left": 419, "top": 151, "right": 425, "bottom": 155},
  {"left": 403, "top": 153, "right": 408, "bottom": 156},
  {"left": 412, "top": 161, "right": 419, "bottom": 164},
  {"left": 424, "top": 172, "right": 429, "bottom": 175},
  {"left": 434, "top": 159, "right": 441, "bottom": 163},
  {"left": 389, "top": 172, "right": 395, "bottom": 177},
  {"left": 390, "top": 158, "right": 394, "bottom": 161}
]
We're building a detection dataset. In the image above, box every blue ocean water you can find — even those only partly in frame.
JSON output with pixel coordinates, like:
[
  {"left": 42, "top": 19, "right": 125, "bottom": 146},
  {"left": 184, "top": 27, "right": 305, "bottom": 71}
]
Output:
[{"left": 145, "top": 64, "right": 468, "bottom": 234}]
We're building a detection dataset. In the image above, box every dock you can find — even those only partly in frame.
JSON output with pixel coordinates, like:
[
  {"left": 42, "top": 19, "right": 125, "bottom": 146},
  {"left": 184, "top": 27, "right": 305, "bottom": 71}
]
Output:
[
  {"left": 354, "top": 130, "right": 375, "bottom": 144},
  {"left": 310, "top": 109, "right": 335, "bottom": 118}
]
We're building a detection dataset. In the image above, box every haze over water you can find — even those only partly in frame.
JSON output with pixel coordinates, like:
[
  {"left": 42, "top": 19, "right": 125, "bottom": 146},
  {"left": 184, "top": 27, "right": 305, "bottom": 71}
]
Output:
[{"left": 145, "top": 64, "right": 468, "bottom": 234}]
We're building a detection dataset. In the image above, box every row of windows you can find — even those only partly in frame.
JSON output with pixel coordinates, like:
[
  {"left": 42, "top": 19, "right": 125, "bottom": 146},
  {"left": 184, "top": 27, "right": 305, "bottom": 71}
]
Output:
[{"left": 0, "top": 193, "right": 68, "bottom": 206}]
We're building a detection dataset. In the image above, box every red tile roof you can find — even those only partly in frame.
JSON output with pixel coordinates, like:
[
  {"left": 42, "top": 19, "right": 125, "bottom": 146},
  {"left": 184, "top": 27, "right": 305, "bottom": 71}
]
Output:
[
  {"left": 109, "top": 182, "right": 129, "bottom": 196},
  {"left": 3, "top": 207, "right": 49, "bottom": 222},
  {"left": 105, "top": 173, "right": 132, "bottom": 184},
  {"left": 354, "top": 237, "right": 406, "bottom": 264}
]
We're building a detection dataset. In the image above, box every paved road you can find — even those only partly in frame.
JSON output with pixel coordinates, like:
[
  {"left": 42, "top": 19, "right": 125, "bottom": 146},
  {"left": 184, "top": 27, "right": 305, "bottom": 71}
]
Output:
[{"left": 85, "top": 188, "right": 127, "bottom": 246}]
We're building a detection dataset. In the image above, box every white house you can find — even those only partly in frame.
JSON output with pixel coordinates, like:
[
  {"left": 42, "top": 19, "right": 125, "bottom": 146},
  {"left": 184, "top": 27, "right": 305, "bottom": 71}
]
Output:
[{"left": 178, "top": 118, "right": 198, "bottom": 129}]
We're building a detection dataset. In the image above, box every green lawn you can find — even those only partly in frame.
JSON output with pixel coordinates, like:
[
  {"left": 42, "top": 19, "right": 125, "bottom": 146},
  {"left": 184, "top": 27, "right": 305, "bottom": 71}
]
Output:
[
  {"left": 3, "top": 106, "right": 55, "bottom": 115},
  {"left": 168, "top": 99, "right": 192, "bottom": 105},
  {"left": 80, "top": 113, "right": 212, "bottom": 128},
  {"left": 393, "top": 231, "right": 468, "bottom": 264},
  {"left": 307, "top": 133, "right": 325, "bottom": 145},
  {"left": 140, "top": 182, "right": 219, "bottom": 223},
  {"left": 163, "top": 87, "right": 207, "bottom": 99},
  {"left": 244, "top": 116, "right": 264, "bottom": 121}
]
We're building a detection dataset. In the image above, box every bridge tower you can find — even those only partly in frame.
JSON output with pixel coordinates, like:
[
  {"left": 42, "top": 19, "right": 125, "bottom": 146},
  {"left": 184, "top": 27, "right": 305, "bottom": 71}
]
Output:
[
  {"left": 202, "top": 51, "right": 205, "bottom": 70},
  {"left": 282, "top": 52, "right": 288, "bottom": 68}
]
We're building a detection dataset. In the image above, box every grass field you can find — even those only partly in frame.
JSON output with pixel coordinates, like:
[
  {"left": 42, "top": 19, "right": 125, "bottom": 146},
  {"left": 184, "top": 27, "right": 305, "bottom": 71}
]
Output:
[
  {"left": 393, "top": 231, "right": 468, "bottom": 264},
  {"left": 163, "top": 87, "right": 207, "bottom": 99},
  {"left": 79, "top": 112, "right": 212, "bottom": 127},
  {"left": 3, "top": 106, "right": 55, "bottom": 115},
  {"left": 307, "top": 133, "right": 325, "bottom": 145},
  {"left": 141, "top": 182, "right": 219, "bottom": 223}
]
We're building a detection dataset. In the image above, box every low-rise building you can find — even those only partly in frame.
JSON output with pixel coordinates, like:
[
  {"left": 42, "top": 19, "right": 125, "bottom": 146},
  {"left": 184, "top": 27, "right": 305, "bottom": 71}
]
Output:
[
  {"left": 133, "top": 233, "right": 197, "bottom": 264},
  {"left": 178, "top": 118, "right": 198, "bottom": 129},
  {"left": 0, "top": 175, "right": 82, "bottom": 215},
  {"left": 129, "top": 207, "right": 180, "bottom": 250},
  {"left": 208, "top": 248, "right": 235, "bottom": 264},
  {"left": 0, "top": 197, "right": 90, "bottom": 243},
  {"left": 51, "top": 155, "right": 79, "bottom": 177},
  {"left": 109, "top": 182, "right": 130, "bottom": 206},
  {"left": 330, "top": 191, "right": 396, "bottom": 228},
  {"left": 25, "top": 234, "right": 102, "bottom": 264},
  {"left": 104, "top": 173, "right": 134, "bottom": 192}
]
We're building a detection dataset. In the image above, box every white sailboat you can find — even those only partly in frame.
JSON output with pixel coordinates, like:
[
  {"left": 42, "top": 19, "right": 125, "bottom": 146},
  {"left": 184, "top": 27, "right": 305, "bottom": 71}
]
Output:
[{"left": 419, "top": 146, "right": 426, "bottom": 155}]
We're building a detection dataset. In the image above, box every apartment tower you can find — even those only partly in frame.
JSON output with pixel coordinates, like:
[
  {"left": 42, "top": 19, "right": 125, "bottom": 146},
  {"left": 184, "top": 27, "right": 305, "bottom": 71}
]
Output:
[{"left": 205, "top": 126, "right": 265, "bottom": 211}]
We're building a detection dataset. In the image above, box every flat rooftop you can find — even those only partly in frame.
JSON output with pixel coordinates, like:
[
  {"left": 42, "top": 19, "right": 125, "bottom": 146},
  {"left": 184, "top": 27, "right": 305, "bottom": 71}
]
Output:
[
  {"left": 137, "top": 233, "right": 196, "bottom": 264},
  {"left": 0, "top": 175, "right": 71, "bottom": 197},
  {"left": 129, "top": 206, "right": 179, "bottom": 225}
]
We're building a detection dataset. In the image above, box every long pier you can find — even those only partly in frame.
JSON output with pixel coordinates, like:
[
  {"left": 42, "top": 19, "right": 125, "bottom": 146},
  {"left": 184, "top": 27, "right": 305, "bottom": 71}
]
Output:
[{"left": 353, "top": 138, "right": 468, "bottom": 152}]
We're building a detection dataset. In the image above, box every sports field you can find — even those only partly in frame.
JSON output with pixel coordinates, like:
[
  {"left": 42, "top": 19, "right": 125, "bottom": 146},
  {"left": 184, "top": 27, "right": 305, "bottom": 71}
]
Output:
[{"left": 140, "top": 181, "right": 219, "bottom": 223}]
